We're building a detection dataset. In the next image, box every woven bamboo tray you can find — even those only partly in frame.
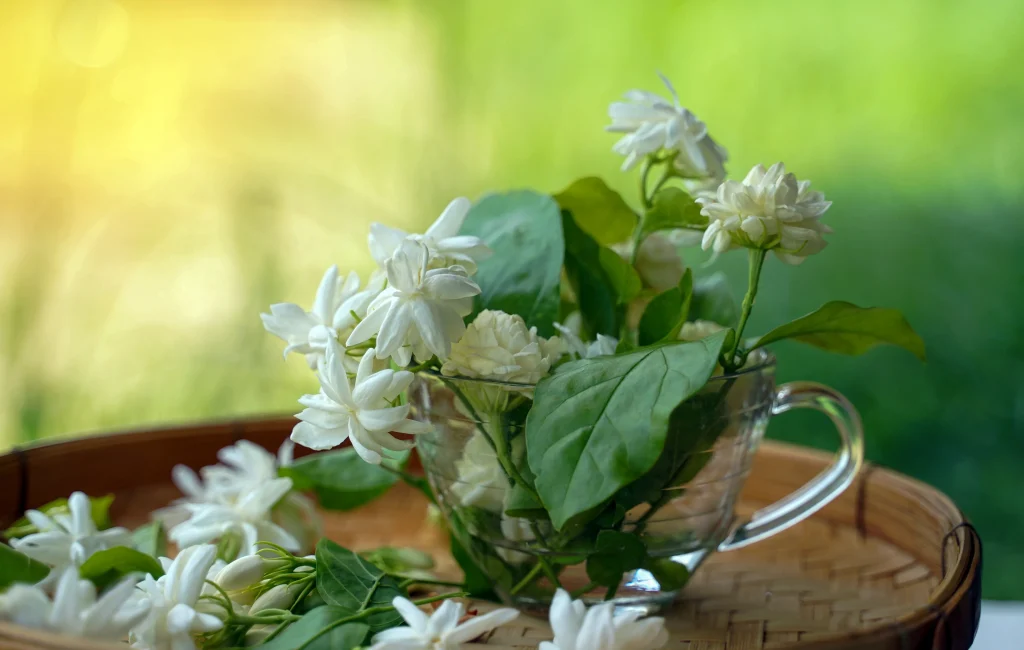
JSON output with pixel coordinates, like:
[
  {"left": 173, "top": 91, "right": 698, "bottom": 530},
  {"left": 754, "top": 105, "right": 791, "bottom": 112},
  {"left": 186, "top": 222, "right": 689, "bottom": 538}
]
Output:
[{"left": 0, "top": 418, "right": 981, "bottom": 650}]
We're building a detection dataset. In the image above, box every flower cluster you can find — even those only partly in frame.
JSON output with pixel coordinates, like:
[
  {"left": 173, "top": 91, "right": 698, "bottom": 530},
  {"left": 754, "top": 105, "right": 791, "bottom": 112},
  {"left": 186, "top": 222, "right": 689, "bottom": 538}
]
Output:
[
  {"left": 10, "top": 491, "right": 132, "bottom": 588},
  {"left": 160, "top": 439, "right": 318, "bottom": 559}
]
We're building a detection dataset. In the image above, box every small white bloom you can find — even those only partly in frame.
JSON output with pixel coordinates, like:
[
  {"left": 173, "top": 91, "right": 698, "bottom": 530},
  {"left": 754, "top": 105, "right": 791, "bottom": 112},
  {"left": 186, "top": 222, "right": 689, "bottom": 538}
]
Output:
[
  {"left": 10, "top": 491, "right": 132, "bottom": 586},
  {"left": 696, "top": 162, "right": 832, "bottom": 264},
  {"left": 163, "top": 439, "right": 319, "bottom": 557},
  {"left": 554, "top": 319, "right": 617, "bottom": 360},
  {"left": 0, "top": 569, "right": 148, "bottom": 641},
  {"left": 170, "top": 439, "right": 293, "bottom": 507},
  {"left": 452, "top": 432, "right": 521, "bottom": 513},
  {"left": 678, "top": 320, "right": 726, "bottom": 342},
  {"left": 495, "top": 514, "right": 535, "bottom": 566},
  {"left": 129, "top": 545, "right": 225, "bottom": 650},
  {"left": 291, "top": 343, "right": 431, "bottom": 464},
  {"left": 611, "top": 233, "right": 685, "bottom": 292},
  {"left": 540, "top": 589, "right": 668, "bottom": 650},
  {"left": 348, "top": 240, "right": 481, "bottom": 364},
  {"left": 213, "top": 555, "right": 267, "bottom": 592},
  {"left": 369, "top": 596, "right": 519, "bottom": 650},
  {"left": 441, "top": 310, "right": 564, "bottom": 387},
  {"left": 607, "top": 72, "right": 727, "bottom": 181},
  {"left": 262, "top": 265, "right": 384, "bottom": 370},
  {"left": 248, "top": 583, "right": 303, "bottom": 615},
  {"left": 369, "top": 197, "right": 492, "bottom": 274},
  {"left": 168, "top": 477, "right": 301, "bottom": 557}
]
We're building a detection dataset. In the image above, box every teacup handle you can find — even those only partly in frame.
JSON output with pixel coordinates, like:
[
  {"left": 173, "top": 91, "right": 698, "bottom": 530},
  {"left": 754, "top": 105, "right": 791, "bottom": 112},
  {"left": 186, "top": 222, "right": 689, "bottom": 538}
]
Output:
[{"left": 718, "top": 381, "right": 864, "bottom": 551}]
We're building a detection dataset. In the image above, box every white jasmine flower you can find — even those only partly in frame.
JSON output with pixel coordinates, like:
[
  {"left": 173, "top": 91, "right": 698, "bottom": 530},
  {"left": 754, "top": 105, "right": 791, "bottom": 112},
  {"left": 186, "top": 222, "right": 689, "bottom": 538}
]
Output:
[
  {"left": 11, "top": 491, "right": 132, "bottom": 586},
  {"left": 452, "top": 432, "right": 524, "bottom": 513},
  {"left": 129, "top": 545, "right": 225, "bottom": 650},
  {"left": 291, "top": 343, "right": 431, "bottom": 464},
  {"left": 368, "top": 197, "right": 492, "bottom": 274},
  {"left": 696, "top": 163, "right": 832, "bottom": 264},
  {"left": 607, "top": 72, "right": 727, "bottom": 181},
  {"left": 348, "top": 240, "right": 481, "bottom": 363},
  {"left": 168, "top": 477, "right": 301, "bottom": 557},
  {"left": 0, "top": 569, "right": 148, "bottom": 641},
  {"left": 441, "top": 310, "right": 564, "bottom": 387},
  {"left": 496, "top": 515, "right": 535, "bottom": 565},
  {"left": 369, "top": 596, "right": 519, "bottom": 650},
  {"left": 540, "top": 589, "right": 668, "bottom": 650},
  {"left": 611, "top": 233, "right": 685, "bottom": 292},
  {"left": 261, "top": 265, "right": 384, "bottom": 370},
  {"left": 678, "top": 320, "right": 726, "bottom": 342},
  {"left": 162, "top": 440, "right": 319, "bottom": 555},
  {"left": 170, "top": 439, "right": 294, "bottom": 506},
  {"left": 554, "top": 319, "right": 617, "bottom": 360}
]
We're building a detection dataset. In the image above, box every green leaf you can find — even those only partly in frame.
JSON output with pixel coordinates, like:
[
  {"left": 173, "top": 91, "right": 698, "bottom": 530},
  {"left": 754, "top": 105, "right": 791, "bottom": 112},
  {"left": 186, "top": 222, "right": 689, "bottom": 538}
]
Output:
[
  {"left": 689, "top": 273, "right": 738, "bottom": 327},
  {"left": 255, "top": 607, "right": 369, "bottom": 650},
  {"left": 613, "top": 389, "right": 727, "bottom": 512},
  {"left": 643, "top": 557, "right": 691, "bottom": 591},
  {"left": 280, "top": 449, "right": 409, "bottom": 511},
  {"left": 3, "top": 494, "right": 114, "bottom": 539},
  {"left": 132, "top": 521, "right": 166, "bottom": 558},
  {"left": 460, "top": 190, "right": 564, "bottom": 336},
  {"left": 751, "top": 300, "right": 926, "bottom": 361},
  {"left": 640, "top": 187, "right": 706, "bottom": 242},
  {"left": 562, "top": 211, "right": 641, "bottom": 337},
  {"left": 315, "top": 539, "right": 405, "bottom": 632},
  {"left": 585, "top": 530, "right": 646, "bottom": 588},
  {"left": 527, "top": 331, "right": 730, "bottom": 530},
  {"left": 554, "top": 176, "right": 637, "bottom": 245},
  {"left": 638, "top": 268, "right": 693, "bottom": 346},
  {"left": 79, "top": 546, "right": 164, "bottom": 590},
  {"left": 0, "top": 543, "right": 50, "bottom": 588}
]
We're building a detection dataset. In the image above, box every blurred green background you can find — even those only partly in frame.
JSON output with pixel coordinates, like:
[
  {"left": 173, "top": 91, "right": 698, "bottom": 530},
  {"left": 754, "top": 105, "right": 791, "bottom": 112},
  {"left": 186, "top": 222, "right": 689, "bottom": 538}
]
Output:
[{"left": 1, "top": 0, "right": 1022, "bottom": 597}]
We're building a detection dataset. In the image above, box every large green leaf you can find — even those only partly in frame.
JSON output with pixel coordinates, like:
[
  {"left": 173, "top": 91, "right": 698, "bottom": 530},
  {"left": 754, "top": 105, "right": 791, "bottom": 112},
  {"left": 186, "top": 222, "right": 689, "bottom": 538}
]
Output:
[
  {"left": 79, "top": 546, "right": 164, "bottom": 590},
  {"left": 639, "top": 187, "right": 706, "bottom": 243},
  {"left": 315, "top": 540, "right": 405, "bottom": 632},
  {"left": 751, "top": 301, "right": 926, "bottom": 360},
  {"left": 638, "top": 268, "right": 693, "bottom": 345},
  {"left": 0, "top": 543, "right": 49, "bottom": 588},
  {"left": 562, "top": 211, "right": 641, "bottom": 337},
  {"left": 3, "top": 494, "right": 114, "bottom": 539},
  {"left": 280, "top": 449, "right": 408, "bottom": 511},
  {"left": 460, "top": 190, "right": 564, "bottom": 336},
  {"left": 132, "top": 521, "right": 166, "bottom": 558},
  {"left": 526, "top": 331, "right": 730, "bottom": 529},
  {"left": 689, "top": 273, "right": 738, "bottom": 327},
  {"left": 613, "top": 389, "right": 728, "bottom": 512},
  {"left": 554, "top": 176, "right": 637, "bottom": 245},
  {"left": 255, "top": 607, "right": 369, "bottom": 650}
]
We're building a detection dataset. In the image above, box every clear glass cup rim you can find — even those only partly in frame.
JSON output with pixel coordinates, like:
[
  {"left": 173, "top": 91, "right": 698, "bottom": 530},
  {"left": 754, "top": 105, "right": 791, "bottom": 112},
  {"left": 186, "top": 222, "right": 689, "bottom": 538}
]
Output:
[{"left": 418, "top": 347, "right": 776, "bottom": 388}]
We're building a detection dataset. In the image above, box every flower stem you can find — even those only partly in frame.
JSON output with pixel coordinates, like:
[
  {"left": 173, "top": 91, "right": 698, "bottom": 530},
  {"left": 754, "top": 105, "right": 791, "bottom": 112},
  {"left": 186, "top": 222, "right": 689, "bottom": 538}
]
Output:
[
  {"left": 399, "top": 577, "right": 466, "bottom": 590},
  {"left": 725, "top": 249, "right": 767, "bottom": 369},
  {"left": 570, "top": 582, "right": 599, "bottom": 599},
  {"left": 509, "top": 562, "right": 545, "bottom": 596},
  {"left": 639, "top": 157, "right": 656, "bottom": 210},
  {"left": 228, "top": 613, "right": 304, "bottom": 625}
]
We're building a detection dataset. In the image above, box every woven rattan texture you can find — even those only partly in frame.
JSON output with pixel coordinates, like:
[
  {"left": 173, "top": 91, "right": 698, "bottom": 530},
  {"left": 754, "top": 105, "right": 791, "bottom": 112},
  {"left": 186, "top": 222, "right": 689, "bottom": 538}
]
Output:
[
  {"left": 465, "top": 514, "right": 937, "bottom": 649},
  {"left": 0, "top": 419, "right": 980, "bottom": 650}
]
